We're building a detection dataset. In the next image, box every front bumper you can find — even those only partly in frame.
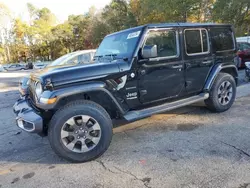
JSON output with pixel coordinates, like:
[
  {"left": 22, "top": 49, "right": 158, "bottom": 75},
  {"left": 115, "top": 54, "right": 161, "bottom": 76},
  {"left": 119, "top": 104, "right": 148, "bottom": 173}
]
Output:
[{"left": 13, "top": 98, "right": 43, "bottom": 133}]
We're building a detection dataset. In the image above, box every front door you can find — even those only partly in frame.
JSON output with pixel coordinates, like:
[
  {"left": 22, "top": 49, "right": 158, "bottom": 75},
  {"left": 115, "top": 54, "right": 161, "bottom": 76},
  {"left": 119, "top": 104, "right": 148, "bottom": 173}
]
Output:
[
  {"left": 183, "top": 28, "right": 214, "bottom": 94},
  {"left": 138, "top": 28, "right": 185, "bottom": 103}
]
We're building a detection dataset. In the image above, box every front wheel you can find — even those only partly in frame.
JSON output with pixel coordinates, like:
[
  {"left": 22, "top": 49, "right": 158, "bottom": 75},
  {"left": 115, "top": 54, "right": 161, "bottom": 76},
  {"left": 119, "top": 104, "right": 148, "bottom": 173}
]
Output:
[
  {"left": 48, "top": 100, "right": 113, "bottom": 163},
  {"left": 205, "top": 73, "right": 236, "bottom": 112}
]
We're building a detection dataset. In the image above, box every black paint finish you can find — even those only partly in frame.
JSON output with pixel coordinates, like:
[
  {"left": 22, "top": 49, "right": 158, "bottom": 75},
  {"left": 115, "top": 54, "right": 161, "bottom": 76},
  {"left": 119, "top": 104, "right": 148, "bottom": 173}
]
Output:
[{"left": 23, "top": 23, "right": 237, "bottom": 121}]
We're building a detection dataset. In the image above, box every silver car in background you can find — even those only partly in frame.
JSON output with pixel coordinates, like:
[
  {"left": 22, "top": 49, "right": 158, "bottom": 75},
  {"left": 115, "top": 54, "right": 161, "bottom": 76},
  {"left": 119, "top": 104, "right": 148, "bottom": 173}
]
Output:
[
  {"left": 33, "top": 62, "right": 51, "bottom": 69},
  {"left": 5, "top": 64, "right": 26, "bottom": 71}
]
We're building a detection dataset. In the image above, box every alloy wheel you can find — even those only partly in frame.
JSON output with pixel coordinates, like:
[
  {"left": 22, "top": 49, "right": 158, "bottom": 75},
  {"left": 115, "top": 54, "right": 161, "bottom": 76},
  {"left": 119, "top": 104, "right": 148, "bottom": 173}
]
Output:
[
  {"left": 61, "top": 115, "right": 101, "bottom": 153},
  {"left": 217, "top": 81, "right": 233, "bottom": 106}
]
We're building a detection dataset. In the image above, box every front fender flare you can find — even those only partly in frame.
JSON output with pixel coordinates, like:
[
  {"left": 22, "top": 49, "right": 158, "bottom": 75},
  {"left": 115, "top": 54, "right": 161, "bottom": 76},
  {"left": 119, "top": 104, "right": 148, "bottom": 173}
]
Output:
[{"left": 36, "top": 81, "right": 125, "bottom": 114}]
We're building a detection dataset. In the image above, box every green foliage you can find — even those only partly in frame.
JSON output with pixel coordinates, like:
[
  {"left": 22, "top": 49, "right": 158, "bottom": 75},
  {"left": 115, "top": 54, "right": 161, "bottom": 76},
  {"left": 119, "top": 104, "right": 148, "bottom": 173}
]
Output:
[{"left": 0, "top": 0, "right": 250, "bottom": 63}]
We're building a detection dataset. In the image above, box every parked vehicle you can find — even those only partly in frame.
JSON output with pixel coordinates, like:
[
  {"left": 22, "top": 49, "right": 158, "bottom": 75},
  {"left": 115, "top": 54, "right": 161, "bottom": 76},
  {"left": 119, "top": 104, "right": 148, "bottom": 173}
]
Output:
[
  {"left": 237, "top": 42, "right": 250, "bottom": 68},
  {"left": 34, "top": 62, "right": 47, "bottom": 69},
  {"left": 245, "top": 62, "right": 250, "bottom": 81},
  {"left": 2, "top": 64, "right": 9, "bottom": 69},
  {"left": 18, "top": 50, "right": 96, "bottom": 96},
  {"left": 236, "top": 36, "right": 250, "bottom": 43},
  {"left": 46, "top": 50, "right": 96, "bottom": 67},
  {"left": 13, "top": 23, "right": 238, "bottom": 163},
  {"left": 5, "top": 64, "right": 26, "bottom": 71},
  {"left": 0, "top": 65, "right": 7, "bottom": 72}
]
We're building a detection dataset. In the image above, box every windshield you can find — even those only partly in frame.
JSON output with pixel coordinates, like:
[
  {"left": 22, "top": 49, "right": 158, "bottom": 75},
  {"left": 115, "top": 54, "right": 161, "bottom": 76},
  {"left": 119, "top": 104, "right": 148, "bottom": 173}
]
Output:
[
  {"left": 48, "top": 53, "right": 76, "bottom": 67},
  {"left": 95, "top": 29, "right": 142, "bottom": 60}
]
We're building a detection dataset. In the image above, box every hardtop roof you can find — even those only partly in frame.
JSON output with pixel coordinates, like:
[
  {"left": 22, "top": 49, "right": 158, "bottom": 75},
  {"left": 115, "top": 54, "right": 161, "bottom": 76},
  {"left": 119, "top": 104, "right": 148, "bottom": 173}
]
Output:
[
  {"left": 106, "top": 22, "right": 232, "bottom": 37},
  {"left": 147, "top": 22, "right": 232, "bottom": 28}
]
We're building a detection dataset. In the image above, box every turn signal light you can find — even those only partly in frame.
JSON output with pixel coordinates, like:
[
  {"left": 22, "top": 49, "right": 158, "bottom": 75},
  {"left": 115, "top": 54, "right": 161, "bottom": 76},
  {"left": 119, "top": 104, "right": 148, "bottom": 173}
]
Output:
[{"left": 40, "top": 97, "right": 57, "bottom": 104}]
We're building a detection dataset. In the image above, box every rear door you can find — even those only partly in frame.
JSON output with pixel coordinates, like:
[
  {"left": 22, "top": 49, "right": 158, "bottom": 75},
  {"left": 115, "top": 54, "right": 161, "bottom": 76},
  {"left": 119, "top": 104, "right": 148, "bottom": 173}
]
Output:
[{"left": 183, "top": 28, "right": 214, "bottom": 94}]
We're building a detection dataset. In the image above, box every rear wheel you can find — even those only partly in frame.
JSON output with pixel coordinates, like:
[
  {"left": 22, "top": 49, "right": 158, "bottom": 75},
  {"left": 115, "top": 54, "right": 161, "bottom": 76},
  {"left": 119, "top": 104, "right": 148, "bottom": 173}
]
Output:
[
  {"left": 205, "top": 73, "right": 236, "bottom": 112},
  {"left": 48, "top": 100, "right": 113, "bottom": 162}
]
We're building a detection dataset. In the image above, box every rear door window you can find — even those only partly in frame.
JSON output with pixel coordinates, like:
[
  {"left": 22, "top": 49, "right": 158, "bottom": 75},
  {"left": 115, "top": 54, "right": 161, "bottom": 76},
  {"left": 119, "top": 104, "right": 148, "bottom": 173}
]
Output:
[{"left": 185, "top": 29, "right": 209, "bottom": 55}]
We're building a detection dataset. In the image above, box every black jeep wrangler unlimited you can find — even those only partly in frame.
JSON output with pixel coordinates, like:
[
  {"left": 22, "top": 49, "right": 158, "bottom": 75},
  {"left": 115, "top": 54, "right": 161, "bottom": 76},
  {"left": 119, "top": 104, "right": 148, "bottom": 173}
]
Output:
[{"left": 14, "top": 23, "right": 238, "bottom": 162}]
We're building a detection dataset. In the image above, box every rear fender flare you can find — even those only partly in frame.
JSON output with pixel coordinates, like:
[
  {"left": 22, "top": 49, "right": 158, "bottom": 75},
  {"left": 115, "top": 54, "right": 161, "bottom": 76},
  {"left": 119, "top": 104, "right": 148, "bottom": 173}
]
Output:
[{"left": 204, "top": 64, "right": 238, "bottom": 91}]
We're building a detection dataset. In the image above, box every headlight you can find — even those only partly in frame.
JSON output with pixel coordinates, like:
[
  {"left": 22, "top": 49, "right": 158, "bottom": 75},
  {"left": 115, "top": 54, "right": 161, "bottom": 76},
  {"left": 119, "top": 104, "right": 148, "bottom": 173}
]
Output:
[{"left": 35, "top": 82, "right": 43, "bottom": 97}]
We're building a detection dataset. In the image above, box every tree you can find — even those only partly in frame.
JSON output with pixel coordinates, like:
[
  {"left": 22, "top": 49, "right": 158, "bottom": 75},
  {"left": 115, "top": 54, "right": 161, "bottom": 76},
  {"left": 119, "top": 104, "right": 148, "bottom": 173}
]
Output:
[
  {"left": 51, "top": 22, "right": 74, "bottom": 58},
  {"left": 212, "top": 0, "right": 250, "bottom": 35},
  {"left": 27, "top": 3, "right": 37, "bottom": 25},
  {"left": 0, "top": 3, "right": 11, "bottom": 63},
  {"left": 102, "top": 0, "right": 137, "bottom": 31},
  {"left": 1, "top": 0, "right": 250, "bottom": 63}
]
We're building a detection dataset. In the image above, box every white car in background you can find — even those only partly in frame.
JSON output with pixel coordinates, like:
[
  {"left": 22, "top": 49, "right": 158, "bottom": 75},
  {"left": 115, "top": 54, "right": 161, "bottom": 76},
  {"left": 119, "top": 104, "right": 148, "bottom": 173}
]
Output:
[
  {"left": 19, "top": 49, "right": 96, "bottom": 96},
  {"left": 236, "top": 36, "right": 250, "bottom": 43},
  {"left": 46, "top": 49, "right": 96, "bottom": 68}
]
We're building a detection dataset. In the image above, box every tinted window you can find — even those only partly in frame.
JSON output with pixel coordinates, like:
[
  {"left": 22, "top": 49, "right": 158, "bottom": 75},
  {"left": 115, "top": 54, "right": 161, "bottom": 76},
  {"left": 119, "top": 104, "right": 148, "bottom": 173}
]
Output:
[
  {"left": 145, "top": 30, "right": 178, "bottom": 58},
  {"left": 211, "top": 28, "right": 234, "bottom": 51},
  {"left": 202, "top": 30, "right": 208, "bottom": 52},
  {"left": 185, "top": 29, "right": 209, "bottom": 55},
  {"left": 185, "top": 30, "right": 202, "bottom": 54}
]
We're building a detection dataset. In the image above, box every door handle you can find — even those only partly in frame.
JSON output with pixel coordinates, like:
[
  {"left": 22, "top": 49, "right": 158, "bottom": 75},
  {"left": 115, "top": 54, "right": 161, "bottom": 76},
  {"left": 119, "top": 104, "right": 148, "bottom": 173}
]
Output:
[{"left": 172, "top": 65, "right": 183, "bottom": 69}]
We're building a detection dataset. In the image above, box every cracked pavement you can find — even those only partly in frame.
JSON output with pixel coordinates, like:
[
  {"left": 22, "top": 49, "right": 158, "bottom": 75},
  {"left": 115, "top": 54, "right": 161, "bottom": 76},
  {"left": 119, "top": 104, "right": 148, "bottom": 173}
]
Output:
[{"left": 1, "top": 71, "right": 250, "bottom": 188}]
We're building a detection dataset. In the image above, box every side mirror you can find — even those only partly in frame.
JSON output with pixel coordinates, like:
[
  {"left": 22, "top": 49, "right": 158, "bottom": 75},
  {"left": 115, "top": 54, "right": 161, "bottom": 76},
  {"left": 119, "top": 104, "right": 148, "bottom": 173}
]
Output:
[{"left": 142, "top": 45, "right": 158, "bottom": 59}]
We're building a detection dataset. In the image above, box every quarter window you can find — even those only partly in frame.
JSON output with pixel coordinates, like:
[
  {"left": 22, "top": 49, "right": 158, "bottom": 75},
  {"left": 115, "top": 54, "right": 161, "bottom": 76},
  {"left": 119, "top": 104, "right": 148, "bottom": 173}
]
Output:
[
  {"left": 211, "top": 28, "right": 235, "bottom": 51},
  {"left": 185, "top": 29, "right": 209, "bottom": 55},
  {"left": 145, "top": 30, "right": 178, "bottom": 58}
]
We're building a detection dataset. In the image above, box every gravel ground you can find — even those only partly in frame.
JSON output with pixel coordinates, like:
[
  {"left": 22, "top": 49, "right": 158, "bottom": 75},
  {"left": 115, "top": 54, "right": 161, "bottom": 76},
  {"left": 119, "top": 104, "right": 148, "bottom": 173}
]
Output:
[{"left": 0, "top": 70, "right": 250, "bottom": 188}]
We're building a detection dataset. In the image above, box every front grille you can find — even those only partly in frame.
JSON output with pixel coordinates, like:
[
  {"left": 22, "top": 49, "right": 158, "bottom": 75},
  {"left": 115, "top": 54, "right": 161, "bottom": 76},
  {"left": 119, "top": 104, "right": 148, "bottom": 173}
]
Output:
[{"left": 28, "top": 79, "right": 37, "bottom": 103}]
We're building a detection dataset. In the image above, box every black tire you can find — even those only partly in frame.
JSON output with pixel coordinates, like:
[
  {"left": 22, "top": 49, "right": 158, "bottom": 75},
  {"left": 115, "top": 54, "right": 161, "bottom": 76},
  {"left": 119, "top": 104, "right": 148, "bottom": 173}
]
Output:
[
  {"left": 48, "top": 100, "right": 113, "bottom": 163},
  {"left": 205, "top": 73, "right": 236, "bottom": 112}
]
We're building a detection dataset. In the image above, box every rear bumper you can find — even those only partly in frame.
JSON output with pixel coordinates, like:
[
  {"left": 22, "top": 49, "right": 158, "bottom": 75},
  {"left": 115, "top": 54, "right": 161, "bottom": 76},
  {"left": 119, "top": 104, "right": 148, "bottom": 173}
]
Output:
[{"left": 13, "top": 98, "right": 43, "bottom": 133}]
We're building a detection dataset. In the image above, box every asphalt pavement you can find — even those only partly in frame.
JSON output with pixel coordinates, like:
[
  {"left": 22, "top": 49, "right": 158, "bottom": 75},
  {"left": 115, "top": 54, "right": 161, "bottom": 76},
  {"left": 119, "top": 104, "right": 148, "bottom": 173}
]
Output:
[{"left": 0, "top": 70, "right": 250, "bottom": 188}]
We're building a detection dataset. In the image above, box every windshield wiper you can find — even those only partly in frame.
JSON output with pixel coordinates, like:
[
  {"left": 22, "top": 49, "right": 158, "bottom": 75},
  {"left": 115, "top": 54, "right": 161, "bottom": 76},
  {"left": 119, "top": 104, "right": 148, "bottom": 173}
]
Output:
[
  {"left": 94, "top": 54, "right": 128, "bottom": 62},
  {"left": 105, "top": 54, "right": 128, "bottom": 61}
]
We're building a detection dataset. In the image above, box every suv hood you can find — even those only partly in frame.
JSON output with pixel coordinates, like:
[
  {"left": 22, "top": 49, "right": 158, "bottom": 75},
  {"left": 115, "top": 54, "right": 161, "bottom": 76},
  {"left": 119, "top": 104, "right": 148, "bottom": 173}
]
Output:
[{"left": 32, "top": 62, "right": 121, "bottom": 86}]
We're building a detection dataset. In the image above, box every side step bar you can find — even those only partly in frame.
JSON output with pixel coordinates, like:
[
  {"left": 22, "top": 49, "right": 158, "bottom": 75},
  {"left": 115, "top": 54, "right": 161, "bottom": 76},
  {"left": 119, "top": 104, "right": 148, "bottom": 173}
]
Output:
[{"left": 123, "top": 93, "right": 209, "bottom": 121}]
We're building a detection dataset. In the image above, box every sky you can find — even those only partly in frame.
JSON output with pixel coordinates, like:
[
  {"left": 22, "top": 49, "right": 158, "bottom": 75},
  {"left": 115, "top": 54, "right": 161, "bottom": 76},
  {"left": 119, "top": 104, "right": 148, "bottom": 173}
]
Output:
[{"left": 1, "top": 0, "right": 111, "bottom": 23}]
